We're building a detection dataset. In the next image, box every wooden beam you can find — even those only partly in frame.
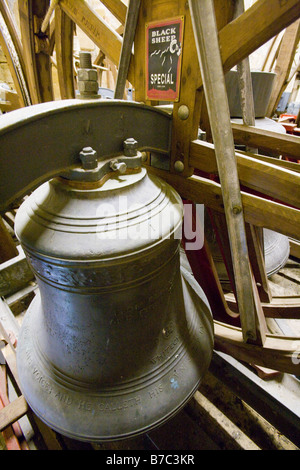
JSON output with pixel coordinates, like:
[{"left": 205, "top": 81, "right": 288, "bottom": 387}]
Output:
[
  {"left": 218, "top": 0, "right": 300, "bottom": 74},
  {"left": 60, "top": 0, "right": 123, "bottom": 66},
  {"left": 114, "top": 0, "right": 141, "bottom": 99},
  {"left": 100, "top": 0, "right": 127, "bottom": 25},
  {"left": 0, "top": 1, "right": 30, "bottom": 107},
  {"left": 54, "top": 6, "right": 75, "bottom": 99},
  {"left": 186, "top": 391, "right": 260, "bottom": 450},
  {"left": 189, "top": 0, "right": 261, "bottom": 343},
  {"left": 0, "top": 396, "right": 28, "bottom": 433},
  {"left": 147, "top": 166, "right": 300, "bottom": 240},
  {"left": 231, "top": 122, "right": 300, "bottom": 160},
  {"left": 19, "top": 0, "right": 54, "bottom": 104},
  {"left": 189, "top": 140, "right": 300, "bottom": 209},
  {"left": 266, "top": 19, "right": 300, "bottom": 117},
  {"left": 235, "top": 150, "right": 300, "bottom": 174},
  {"left": 0, "top": 14, "right": 29, "bottom": 107},
  {"left": 225, "top": 292, "right": 300, "bottom": 319},
  {"left": 214, "top": 321, "right": 300, "bottom": 376}
]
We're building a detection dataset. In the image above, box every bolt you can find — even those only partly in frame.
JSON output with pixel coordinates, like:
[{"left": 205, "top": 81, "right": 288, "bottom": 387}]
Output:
[
  {"left": 232, "top": 205, "right": 242, "bottom": 215},
  {"left": 110, "top": 160, "right": 127, "bottom": 174},
  {"left": 123, "top": 138, "right": 138, "bottom": 156},
  {"left": 79, "top": 51, "right": 92, "bottom": 69},
  {"left": 246, "top": 330, "right": 256, "bottom": 341},
  {"left": 174, "top": 160, "right": 184, "bottom": 172},
  {"left": 79, "top": 147, "right": 98, "bottom": 169},
  {"left": 78, "top": 51, "right": 99, "bottom": 98},
  {"left": 178, "top": 104, "right": 189, "bottom": 120}
]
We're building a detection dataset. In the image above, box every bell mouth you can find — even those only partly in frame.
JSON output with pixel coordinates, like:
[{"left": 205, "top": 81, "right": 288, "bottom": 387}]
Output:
[{"left": 16, "top": 268, "right": 213, "bottom": 442}]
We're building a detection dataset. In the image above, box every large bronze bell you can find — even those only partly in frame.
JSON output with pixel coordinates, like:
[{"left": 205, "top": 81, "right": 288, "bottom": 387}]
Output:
[{"left": 15, "top": 163, "right": 214, "bottom": 441}]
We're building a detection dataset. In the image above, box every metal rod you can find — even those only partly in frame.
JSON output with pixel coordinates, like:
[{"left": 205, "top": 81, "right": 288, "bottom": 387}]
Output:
[
  {"left": 188, "top": 0, "right": 257, "bottom": 342},
  {"left": 114, "top": 0, "right": 141, "bottom": 99}
]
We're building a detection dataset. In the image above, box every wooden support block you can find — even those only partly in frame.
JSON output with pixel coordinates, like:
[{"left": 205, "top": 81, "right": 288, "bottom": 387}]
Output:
[{"left": 0, "top": 396, "right": 28, "bottom": 432}]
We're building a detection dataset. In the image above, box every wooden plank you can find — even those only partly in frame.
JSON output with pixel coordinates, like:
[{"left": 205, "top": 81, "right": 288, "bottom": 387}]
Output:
[
  {"left": 189, "top": 0, "right": 260, "bottom": 344},
  {"left": 147, "top": 166, "right": 300, "bottom": 240},
  {"left": 0, "top": 1, "right": 30, "bottom": 107},
  {"left": 114, "top": 0, "right": 141, "bottom": 99},
  {"left": 245, "top": 224, "right": 272, "bottom": 303},
  {"left": 225, "top": 292, "right": 300, "bottom": 318},
  {"left": 0, "top": 396, "right": 28, "bottom": 432},
  {"left": 100, "top": 0, "right": 127, "bottom": 25},
  {"left": 236, "top": 149, "right": 300, "bottom": 174},
  {"left": 0, "top": 14, "right": 28, "bottom": 108},
  {"left": 266, "top": 19, "right": 300, "bottom": 117},
  {"left": 290, "top": 238, "right": 300, "bottom": 259},
  {"left": 189, "top": 140, "right": 300, "bottom": 209},
  {"left": 218, "top": 0, "right": 300, "bottom": 74},
  {"left": 231, "top": 122, "right": 300, "bottom": 160},
  {"left": 60, "top": 0, "right": 123, "bottom": 66},
  {"left": 19, "top": 0, "right": 54, "bottom": 104},
  {"left": 54, "top": 6, "right": 75, "bottom": 99},
  {"left": 186, "top": 391, "right": 260, "bottom": 450},
  {"left": 214, "top": 321, "right": 300, "bottom": 375}
]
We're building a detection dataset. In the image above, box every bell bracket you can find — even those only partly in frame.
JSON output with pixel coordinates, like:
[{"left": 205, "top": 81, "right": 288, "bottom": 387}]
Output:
[{"left": 0, "top": 99, "right": 172, "bottom": 212}]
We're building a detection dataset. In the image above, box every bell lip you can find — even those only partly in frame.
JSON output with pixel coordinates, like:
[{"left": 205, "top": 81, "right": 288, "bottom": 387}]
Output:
[
  {"left": 16, "top": 272, "right": 214, "bottom": 443},
  {"left": 20, "top": 380, "right": 204, "bottom": 443}
]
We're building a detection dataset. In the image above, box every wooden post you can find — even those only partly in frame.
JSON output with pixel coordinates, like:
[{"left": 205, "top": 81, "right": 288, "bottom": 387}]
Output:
[
  {"left": 234, "top": 0, "right": 272, "bottom": 305},
  {"left": 114, "top": 0, "right": 141, "bottom": 99},
  {"left": 188, "top": 0, "right": 258, "bottom": 343}
]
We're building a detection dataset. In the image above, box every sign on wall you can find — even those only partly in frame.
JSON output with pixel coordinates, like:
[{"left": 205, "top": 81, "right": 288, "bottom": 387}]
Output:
[{"left": 146, "top": 17, "right": 184, "bottom": 102}]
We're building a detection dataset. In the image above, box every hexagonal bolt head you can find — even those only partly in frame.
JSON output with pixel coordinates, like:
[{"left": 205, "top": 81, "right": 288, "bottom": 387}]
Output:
[
  {"left": 123, "top": 138, "right": 138, "bottom": 157},
  {"left": 78, "top": 69, "right": 98, "bottom": 82},
  {"left": 78, "top": 80, "right": 99, "bottom": 94},
  {"left": 79, "top": 147, "right": 98, "bottom": 169}
]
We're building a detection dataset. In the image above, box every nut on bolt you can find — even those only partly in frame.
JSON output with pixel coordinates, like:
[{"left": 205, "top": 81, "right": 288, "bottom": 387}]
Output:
[
  {"left": 79, "top": 147, "right": 98, "bottom": 169},
  {"left": 123, "top": 138, "right": 138, "bottom": 156}
]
